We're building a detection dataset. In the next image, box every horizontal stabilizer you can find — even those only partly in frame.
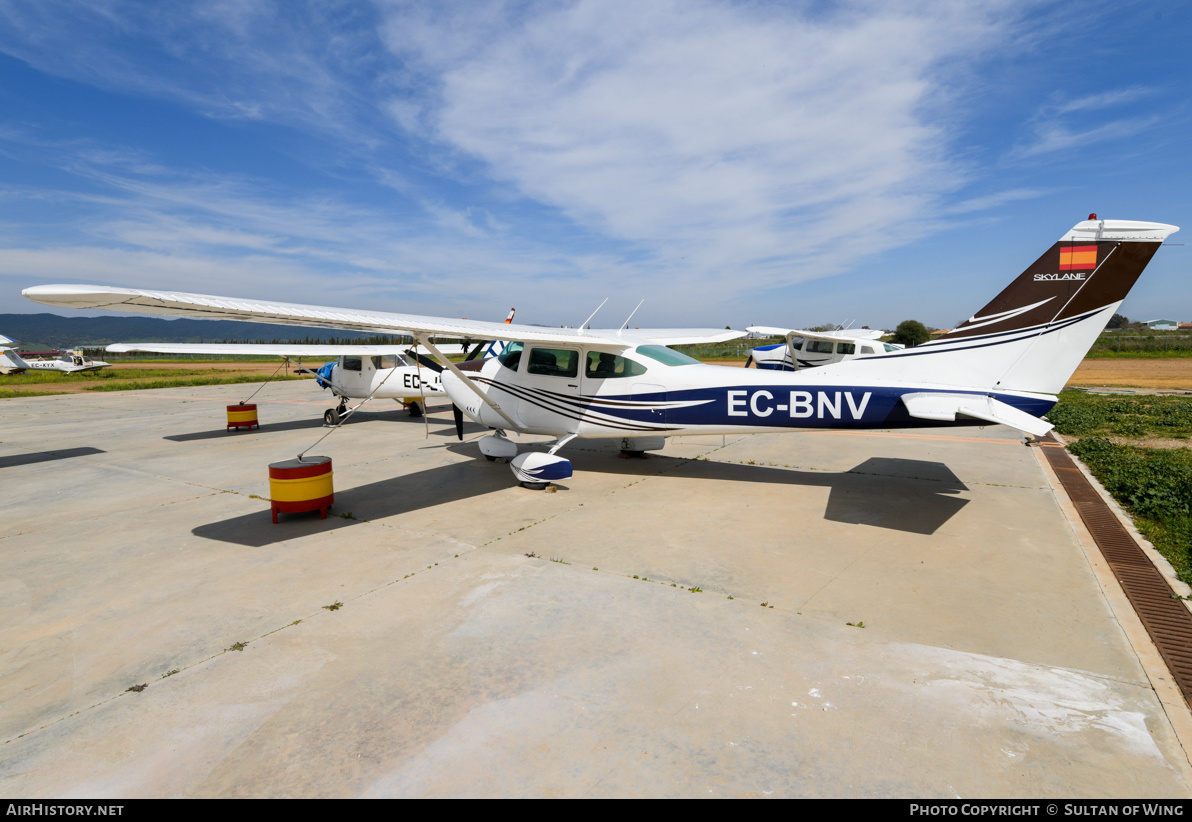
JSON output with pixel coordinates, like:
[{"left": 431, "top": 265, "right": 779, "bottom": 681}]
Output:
[{"left": 901, "top": 392, "right": 1053, "bottom": 437}]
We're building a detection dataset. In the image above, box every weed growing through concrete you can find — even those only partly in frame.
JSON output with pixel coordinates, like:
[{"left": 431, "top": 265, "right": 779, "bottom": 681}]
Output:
[
  {"left": 127, "top": 684, "right": 147, "bottom": 692},
  {"left": 227, "top": 642, "right": 247, "bottom": 652},
  {"left": 323, "top": 601, "right": 343, "bottom": 611}
]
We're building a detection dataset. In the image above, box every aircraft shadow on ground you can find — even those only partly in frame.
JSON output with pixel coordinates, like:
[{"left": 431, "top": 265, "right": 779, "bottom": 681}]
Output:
[
  {"left": 670, "top": 455, "right": 969, "bottom": 535},
  {"left": 0, "top": 446, "right": 106, "bottom": 469},
  {"left": 193, "top": 446, "right": 968, "bottom": 546}
]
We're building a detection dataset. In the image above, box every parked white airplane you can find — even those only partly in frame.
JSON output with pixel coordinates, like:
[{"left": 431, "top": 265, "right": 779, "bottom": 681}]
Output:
[
  {"left": 18, "top": 348, "right": 111, "bottom": 374},
  {"left": 105, "top": 309, "right": 516, "bottom": 424},
  {"left": 23, "top": 216, "right": 1177, "bottom": 488},
  {"left": 105, "top": 342, "right": 446, "bottom": 423},
  {"left": 744, "top": 327, "right": 902, "bottom": 370}
]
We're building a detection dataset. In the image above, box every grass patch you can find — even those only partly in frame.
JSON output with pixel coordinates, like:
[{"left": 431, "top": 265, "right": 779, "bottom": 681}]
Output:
[
  {"left": 85, "top": 374, "right": 305, "bottom": 392},
  {"left": 1084, "top": 349, "right": 1192, "bottom": 359},
  {"left": 1048, "top": 390, "right": 1192, "bottom": 440}
]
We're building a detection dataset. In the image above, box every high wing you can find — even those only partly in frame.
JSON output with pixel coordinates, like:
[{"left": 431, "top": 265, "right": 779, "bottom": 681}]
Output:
[
  {"left": 25, "top": 285, "right": 745, "bottom": 348},
  {"left": 107, "top": 342, "right": 438, "bottom": 357},
  {"left": 747, "top": 326, "right": 885, "bottom": 343}
]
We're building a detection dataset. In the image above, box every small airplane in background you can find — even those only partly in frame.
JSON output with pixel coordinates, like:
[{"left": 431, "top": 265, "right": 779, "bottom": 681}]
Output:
[
  {"left": 0, "top": 342, "right": 111, "bottom": 374},
  {"left": 24, "top": 216, "right": 1178, "bottom": 490},
  {"left": 744, "top": 327, "right": 902, "bottom": 370},
  {"left": 105, "top": 309, "right": 517, "bottom": 425}
]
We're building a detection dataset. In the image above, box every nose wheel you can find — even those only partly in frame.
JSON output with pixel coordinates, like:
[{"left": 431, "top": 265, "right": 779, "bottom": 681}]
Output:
[{"left": 324, "top": 401, "right": 347, "bottom": 426}]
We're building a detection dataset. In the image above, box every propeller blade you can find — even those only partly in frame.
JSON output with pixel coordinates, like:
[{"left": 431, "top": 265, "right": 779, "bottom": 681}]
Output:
[
  {"left": 405, "top": 348, "right": 444, "bottom": 372},
  {"left": 452, "top": 403, "right": 464, "bottom": 440}
]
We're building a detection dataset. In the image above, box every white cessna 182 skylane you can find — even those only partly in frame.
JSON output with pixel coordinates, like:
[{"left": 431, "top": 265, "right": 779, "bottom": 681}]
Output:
[{"left": 23, "top": 217, "right": 1178, "bottom": 487}]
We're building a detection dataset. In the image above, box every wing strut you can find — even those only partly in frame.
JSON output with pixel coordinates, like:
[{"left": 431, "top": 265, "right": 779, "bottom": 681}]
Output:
[
  {"left": 784, "top": 332, "right": 800, "bottom": 372},
  {"left": 415, "top": 335, "right": 519, "bottom": 429}
]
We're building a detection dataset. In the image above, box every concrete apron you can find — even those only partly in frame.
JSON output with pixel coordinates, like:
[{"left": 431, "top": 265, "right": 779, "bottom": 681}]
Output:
[{"left": 1, "top": 382, "right": 1189, "bottom": 797}]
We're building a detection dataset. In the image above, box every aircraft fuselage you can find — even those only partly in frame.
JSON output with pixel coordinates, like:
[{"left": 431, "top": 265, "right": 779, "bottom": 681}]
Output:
[{"left": 444, "top": 343, "right": 1056, "bottom": 439}]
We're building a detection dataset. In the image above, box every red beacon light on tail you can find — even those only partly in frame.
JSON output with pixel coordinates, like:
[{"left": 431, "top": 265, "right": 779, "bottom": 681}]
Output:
[{"left": 1089, "top": 213, "right": 1098, "bottom": 220}]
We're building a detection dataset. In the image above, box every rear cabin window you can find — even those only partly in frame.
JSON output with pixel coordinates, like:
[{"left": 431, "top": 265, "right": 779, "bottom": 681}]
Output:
[
  {"left": 835, "top": 342, "right": 855, "bottom": 355},
  {"left": 342, "top": 356, "right": 363, "bottom": 372},
  {"left": 498, "top": 341, "right": 524, "bottom": 371},
  {"left": 528, "top": 348, "right": 579, "bottom": 378},
  {"left": 586, "top": 351, "right": 648, "bottom": 379}
]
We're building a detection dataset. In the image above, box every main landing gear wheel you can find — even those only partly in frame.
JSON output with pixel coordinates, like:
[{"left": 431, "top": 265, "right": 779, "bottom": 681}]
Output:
[
  {"left": 324, "top": 408, "right": 341, "bottom": 426},
  {"left": 407, "top": 402, "right": 423, "bottom": 418}
]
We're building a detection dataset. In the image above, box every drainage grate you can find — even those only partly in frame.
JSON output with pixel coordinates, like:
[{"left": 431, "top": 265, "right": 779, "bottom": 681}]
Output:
[{"left": 1042, "top": 437, "right": 1192, "bottom": 706}]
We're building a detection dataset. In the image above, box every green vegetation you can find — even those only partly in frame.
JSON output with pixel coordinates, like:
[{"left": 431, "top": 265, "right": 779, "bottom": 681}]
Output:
[
  {"left": 891, "top": 319, "right": 931, "bottom": 347},
  {"left": 673, "top": 340, "right": 758, "bottom": 360},
  {"left": 1089, "top": 331, "right": 1192, "bottom": 356},
  {"left": 0, "top": 367, "right": 307, "bottom": 398},
  {"left": 1048, "top": 391, "right": 1192, "bottom": 440},
  {"left": 85, "top": 374, "right": 305, "bottom": 392},
  {"left": 1049, "top": 390, "right": 1192, "bottom": 587}
]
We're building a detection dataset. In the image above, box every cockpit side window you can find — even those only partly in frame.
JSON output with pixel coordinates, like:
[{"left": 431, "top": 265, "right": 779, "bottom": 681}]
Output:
[
  {"left": 585, "top": 351, "right": 648, "bottom": 379},
  {"left": 498, "top": 341, "right": 524, "bottom": 371}
]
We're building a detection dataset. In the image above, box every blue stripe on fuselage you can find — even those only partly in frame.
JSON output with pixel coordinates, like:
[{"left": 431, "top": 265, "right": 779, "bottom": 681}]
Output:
[{"left": 594, "top": 386, "right": 1055, "bottom": 430}]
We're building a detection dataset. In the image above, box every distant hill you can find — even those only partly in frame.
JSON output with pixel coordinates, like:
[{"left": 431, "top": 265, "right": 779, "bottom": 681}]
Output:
[{"left": 0, "top": 313, "right": 391, "bottom": 351}]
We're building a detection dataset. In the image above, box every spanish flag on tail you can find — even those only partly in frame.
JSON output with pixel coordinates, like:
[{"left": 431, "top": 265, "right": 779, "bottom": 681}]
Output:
[{"left": 1059, "top": 244, "right": 1097, "bottom": 270}]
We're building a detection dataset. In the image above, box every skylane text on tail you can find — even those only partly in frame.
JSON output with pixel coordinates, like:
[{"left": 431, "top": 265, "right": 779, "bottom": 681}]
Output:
[{"left": 22, "top": 216, "right": 1177, "bottom": 487}]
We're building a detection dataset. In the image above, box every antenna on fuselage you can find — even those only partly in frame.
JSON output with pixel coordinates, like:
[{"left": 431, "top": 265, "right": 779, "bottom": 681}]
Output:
[
  {"left": 618, "top": 299, "right": 645, "bottom": 334},
  {"left": 578, "top": 298, "right": 608, "bottom": 334}
]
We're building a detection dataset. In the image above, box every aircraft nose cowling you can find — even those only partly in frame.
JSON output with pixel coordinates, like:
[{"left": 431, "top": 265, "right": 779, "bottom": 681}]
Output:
[{"left": 510, "top": 453, "right": 572, "bottom": 487}]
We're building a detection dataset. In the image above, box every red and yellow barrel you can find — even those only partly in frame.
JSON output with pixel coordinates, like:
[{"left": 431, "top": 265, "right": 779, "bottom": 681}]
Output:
[
  {"left": 227, "top": 403, "right": 259, "bottom": 431},
  {"left": 268, "top": 456, "right": 333, "bottom": 523}
]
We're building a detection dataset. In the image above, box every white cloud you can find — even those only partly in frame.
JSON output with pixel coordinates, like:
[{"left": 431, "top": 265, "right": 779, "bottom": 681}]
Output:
[
  {"left": 378, "top": 0, "right": 1029, "bottom": 286},
  {"left": 1010, "top": 86, "right": 1163, "bottom": 159}
]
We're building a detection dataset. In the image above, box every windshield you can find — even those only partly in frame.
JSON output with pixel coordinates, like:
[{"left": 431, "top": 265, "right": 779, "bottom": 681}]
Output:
[
  {"left": 498, "top": 341, "right": 524, "bottom": 371},
  {"left": 635, "top": 345, "right": 701, "bottom": 367}
]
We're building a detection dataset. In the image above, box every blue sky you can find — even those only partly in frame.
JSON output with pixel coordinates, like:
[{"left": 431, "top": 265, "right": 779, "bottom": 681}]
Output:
[{"left": 0, "top": 0, "right": 1188, "bottom": 331}]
